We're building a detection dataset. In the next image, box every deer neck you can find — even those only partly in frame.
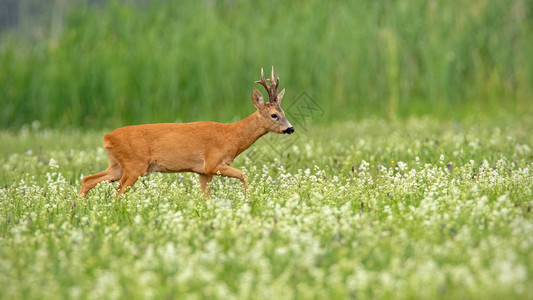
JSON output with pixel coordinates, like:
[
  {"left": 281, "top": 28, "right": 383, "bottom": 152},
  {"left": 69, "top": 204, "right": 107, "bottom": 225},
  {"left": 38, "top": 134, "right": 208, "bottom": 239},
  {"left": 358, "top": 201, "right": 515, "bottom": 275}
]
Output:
[{"left": 231, "top": 111, "right": 268, "bottom": 156}]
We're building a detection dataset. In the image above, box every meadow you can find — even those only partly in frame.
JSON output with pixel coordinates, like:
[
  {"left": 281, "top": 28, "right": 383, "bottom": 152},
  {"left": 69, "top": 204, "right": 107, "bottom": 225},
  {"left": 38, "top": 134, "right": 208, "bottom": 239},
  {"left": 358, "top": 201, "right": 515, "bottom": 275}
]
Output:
[
  {"left": 1, "top": 0, "right": 533, "bottom": 299},
  {"left": 1, "top": 118, "right": 533, "bottom": 299}
]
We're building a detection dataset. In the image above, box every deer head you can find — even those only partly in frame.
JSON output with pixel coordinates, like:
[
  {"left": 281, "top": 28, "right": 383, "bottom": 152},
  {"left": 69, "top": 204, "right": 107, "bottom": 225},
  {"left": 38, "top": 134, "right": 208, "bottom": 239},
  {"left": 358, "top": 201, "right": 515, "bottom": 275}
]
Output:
[{"left": 252, "top": 66, "right": 295, "bottom": 135}]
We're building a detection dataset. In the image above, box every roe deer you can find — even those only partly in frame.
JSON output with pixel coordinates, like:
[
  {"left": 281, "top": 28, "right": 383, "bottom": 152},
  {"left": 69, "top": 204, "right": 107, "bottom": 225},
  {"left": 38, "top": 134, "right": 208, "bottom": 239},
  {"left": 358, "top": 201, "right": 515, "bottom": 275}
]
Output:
[{"left": 79, "top": 67, "right": 294, "bottom": 197}]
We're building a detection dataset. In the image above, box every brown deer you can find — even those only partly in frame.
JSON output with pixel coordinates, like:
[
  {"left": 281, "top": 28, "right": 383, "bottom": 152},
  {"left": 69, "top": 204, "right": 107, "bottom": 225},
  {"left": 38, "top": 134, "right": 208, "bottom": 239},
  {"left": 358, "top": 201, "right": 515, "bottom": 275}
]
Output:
[{"left": 79, "top": 67, "right": 294, "bottom": 197}]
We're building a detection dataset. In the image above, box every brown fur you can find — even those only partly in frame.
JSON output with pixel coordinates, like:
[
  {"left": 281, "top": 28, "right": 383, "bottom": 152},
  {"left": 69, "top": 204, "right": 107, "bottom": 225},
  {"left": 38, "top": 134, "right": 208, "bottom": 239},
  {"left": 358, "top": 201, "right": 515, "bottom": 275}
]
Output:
[{"left": 79, "top": 68, "right": 293, "bottom": 197}]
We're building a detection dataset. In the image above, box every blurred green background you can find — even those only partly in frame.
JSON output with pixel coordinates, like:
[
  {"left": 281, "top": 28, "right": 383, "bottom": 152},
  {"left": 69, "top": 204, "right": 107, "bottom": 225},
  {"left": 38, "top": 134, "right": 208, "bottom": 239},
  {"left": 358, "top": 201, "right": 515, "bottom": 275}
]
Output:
[{"left": 1, "top": 0, "right": 532, "bottom": 129}]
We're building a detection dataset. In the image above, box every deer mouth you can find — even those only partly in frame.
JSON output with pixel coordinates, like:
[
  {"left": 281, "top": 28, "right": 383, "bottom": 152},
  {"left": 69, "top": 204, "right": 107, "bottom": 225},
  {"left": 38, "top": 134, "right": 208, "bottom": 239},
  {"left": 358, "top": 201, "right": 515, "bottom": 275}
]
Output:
[{"left": 282, "top": 127, "right": 295, "bottom": 135}]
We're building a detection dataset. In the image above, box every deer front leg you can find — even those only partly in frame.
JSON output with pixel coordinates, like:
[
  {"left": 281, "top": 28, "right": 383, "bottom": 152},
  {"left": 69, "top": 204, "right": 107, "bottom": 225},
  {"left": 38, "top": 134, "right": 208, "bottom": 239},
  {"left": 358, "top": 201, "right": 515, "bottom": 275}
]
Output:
[
  {"left": 214, "top": 164, "right": 248, "bottom": 192},
  {"left": 199, "top": 174, "right": 213, "bottom": 198}
]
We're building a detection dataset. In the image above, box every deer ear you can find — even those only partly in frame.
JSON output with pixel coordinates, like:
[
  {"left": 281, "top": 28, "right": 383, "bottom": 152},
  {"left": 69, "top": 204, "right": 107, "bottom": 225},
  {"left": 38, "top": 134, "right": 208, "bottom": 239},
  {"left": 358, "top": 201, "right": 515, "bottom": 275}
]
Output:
[
  {"left": 277, "top": 88, "right": 285, "bottom": 104},
  {"left": 252, "top": 88, "right": 264, "bottom": 109}
]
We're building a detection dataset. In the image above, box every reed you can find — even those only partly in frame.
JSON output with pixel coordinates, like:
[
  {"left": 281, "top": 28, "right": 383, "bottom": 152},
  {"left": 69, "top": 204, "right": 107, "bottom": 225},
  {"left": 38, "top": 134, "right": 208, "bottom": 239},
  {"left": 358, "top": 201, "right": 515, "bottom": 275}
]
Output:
[{"left": 1, "top": 0, "right": 531, "bottom": 129}]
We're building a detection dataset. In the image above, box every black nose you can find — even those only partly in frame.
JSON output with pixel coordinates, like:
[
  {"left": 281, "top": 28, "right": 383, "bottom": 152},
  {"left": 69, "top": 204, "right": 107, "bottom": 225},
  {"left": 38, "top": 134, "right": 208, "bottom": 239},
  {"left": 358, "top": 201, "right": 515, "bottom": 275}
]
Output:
[{"left": 283, "top": 127, "right": 295, "bottom": 135}]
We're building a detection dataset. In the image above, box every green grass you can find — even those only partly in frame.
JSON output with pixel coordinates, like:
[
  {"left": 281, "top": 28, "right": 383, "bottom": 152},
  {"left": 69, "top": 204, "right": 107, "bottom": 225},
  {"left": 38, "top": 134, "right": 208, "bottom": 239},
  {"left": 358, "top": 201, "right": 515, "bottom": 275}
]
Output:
[
  {"left": 1, "top": 1, "right": 533, "bottom": 298},
  {"left": 1, "top": 0, "right": 532, "bottom": 129},
  {"left": 1, "top": 118, "right": 532, "bottom": 299}
]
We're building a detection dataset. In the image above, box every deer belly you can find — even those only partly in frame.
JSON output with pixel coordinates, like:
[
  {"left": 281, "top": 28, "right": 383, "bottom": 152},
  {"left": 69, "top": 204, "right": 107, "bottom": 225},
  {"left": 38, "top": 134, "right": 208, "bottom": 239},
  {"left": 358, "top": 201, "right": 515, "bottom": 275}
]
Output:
[{"left": 148, "top": 152, "right": 205, "bottom": 174}]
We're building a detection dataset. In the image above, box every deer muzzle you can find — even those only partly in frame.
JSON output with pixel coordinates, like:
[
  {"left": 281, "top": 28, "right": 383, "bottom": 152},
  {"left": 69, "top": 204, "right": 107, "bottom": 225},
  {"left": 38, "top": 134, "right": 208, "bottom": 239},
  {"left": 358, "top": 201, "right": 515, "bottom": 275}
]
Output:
[{"left": 283, "top": 127, "right": 295, "bottom": 135}]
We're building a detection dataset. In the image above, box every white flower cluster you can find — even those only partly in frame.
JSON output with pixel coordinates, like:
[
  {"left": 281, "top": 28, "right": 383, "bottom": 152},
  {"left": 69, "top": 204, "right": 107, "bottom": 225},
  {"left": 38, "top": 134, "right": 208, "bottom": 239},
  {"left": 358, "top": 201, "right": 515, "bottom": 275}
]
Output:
[{"left": 0, "top": 119, "right": 532, "bottom": 299}]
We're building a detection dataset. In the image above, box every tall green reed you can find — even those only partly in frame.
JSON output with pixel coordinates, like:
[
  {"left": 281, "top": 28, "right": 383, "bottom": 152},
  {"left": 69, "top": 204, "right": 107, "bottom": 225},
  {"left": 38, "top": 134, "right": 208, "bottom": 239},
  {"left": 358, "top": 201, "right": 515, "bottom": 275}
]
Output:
[{"left": 1, "top": 0, "right": 531, "bottom": 129}]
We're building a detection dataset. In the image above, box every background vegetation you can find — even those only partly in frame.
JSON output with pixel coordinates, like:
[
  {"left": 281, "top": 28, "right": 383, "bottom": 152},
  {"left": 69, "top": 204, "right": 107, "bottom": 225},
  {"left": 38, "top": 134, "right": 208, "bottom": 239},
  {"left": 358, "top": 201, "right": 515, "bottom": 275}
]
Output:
[{"left": 1, "top": 0, "right": 532, "bottom": 129}]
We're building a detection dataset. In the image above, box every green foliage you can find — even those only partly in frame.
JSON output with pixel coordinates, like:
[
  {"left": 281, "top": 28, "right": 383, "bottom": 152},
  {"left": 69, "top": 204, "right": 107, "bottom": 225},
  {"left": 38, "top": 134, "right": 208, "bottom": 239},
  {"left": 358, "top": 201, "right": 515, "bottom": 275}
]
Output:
[
  {"left": 1, "top": 118, "right": 533, "bottom": 298},
  {"left": 1, "top": 0, "right": 532, "bottom": 129}
]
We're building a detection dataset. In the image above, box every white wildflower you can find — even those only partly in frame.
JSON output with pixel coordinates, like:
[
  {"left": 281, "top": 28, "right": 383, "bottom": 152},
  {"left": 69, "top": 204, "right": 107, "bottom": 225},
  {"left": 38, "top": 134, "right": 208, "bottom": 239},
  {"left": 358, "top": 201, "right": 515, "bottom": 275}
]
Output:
[{"left": 49, "top": 158, "right": 59, "bottom": 169}]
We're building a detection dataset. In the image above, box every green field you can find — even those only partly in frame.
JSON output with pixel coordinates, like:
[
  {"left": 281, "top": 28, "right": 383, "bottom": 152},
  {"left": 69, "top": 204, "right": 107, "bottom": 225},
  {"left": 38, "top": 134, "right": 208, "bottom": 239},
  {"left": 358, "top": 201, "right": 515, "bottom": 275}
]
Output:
[
  {"left": 1, "top": 0, "right": 533, "bottom": 299},
  {"left": 1, "top": 118, "right": 533, "bottom": 299}
]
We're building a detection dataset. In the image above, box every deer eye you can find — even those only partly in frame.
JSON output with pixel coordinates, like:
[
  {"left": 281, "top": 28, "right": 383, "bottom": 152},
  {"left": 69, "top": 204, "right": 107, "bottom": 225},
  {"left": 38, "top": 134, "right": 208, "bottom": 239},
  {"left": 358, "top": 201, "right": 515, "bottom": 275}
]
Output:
[{"left": 271, "top": 114, "right": 278, "bottom": 119}]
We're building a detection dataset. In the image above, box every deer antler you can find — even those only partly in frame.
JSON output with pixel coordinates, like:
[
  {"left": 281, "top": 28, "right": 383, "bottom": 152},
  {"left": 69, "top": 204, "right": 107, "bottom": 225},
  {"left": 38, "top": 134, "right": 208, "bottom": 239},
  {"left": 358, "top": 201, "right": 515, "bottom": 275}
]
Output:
[{"left": 256, "top": 66, "right": 280, "bottom": 103}]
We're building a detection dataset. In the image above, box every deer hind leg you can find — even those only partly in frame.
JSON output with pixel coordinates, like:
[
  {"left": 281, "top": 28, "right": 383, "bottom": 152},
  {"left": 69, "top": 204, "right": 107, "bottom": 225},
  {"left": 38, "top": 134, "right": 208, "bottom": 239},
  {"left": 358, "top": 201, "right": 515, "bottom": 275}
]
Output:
[
  {"left": 117, "top": 174, "right": 137, "bottom": 194},
  {"left": 116, "top": 163, "right": 148, "bottom": 195},
  {"left": 79, "top": 151, "right": 123, "bottom": 197}
]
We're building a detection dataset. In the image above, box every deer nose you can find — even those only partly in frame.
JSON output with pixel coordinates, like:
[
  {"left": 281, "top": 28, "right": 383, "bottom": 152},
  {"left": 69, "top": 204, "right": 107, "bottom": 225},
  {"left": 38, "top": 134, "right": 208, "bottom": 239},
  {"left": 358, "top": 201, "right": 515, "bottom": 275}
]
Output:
[{"left": 283, "top": 127, "right": 295, "bottom": 135}]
